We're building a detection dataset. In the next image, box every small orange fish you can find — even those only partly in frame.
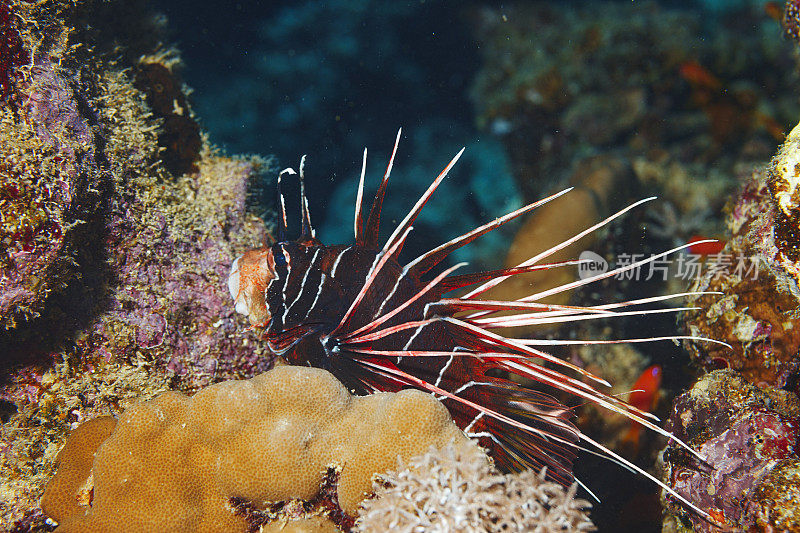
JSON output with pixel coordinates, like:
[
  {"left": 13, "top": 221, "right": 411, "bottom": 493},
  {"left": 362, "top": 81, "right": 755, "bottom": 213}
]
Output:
[
  {"left": 764, "top": 1, "right": 783, "bottom": 21},
  {"left": 622, "top": 365, "right": 662, "bottom": 449},
  {"left": 679, "top": 61, "right": 722, "bottom": 92},
  {"left": 756, "top": 111, "right": 786, "bottom": 142},
  {"left": 687, "top": 235, "right": 725, "bottom": 256}
]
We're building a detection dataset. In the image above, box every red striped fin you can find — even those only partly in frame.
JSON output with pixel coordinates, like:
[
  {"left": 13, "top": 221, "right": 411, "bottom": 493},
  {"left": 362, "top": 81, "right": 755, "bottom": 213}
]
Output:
[
  {"left": 436, "top": 260, "right": 583, "bottom": 293},
  {"left": 381, "top": 146, "right": 465, "bottom": 255},
  {"left": 362, "top": 128, "right": 402, "bottom": 249},
  {"left": 405, "top": 187, "right": 573, "bottom": 276}
]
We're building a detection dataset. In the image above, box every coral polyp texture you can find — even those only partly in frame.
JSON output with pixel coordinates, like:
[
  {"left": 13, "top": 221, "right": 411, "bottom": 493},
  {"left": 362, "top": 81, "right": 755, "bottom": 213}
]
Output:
[
  {"left": 355, "top": 441, "right": 596, "bottom": 533},
  {"left": 42, "top": 365, "right": 469, "bottom": 532}
]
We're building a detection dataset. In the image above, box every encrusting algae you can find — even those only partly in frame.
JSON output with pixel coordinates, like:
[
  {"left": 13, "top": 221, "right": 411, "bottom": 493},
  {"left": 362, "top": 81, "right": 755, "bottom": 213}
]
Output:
[
  {"left": 8, "top": 0, "right": 800, "bottom": 531},
  {"left": 660, "top": 370, "right": 800, "bottom": 532},
  {"left": 0, "top": 0, "right": 270, "bottom": 528},
  {"left": 659, "top": 116, "right": 800, "bottom": 531}
]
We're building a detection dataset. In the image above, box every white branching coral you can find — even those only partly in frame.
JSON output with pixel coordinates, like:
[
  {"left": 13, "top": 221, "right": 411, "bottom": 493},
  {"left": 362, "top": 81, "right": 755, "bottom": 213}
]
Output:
[{"left": 354, "top": 441, "right": 596, "bottom": 533}]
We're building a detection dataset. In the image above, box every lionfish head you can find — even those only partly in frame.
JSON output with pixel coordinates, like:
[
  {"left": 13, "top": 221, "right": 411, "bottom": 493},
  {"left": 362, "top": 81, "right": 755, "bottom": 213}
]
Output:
[{"left": 228, "top": 246, "right": 276, "bottom": 327}]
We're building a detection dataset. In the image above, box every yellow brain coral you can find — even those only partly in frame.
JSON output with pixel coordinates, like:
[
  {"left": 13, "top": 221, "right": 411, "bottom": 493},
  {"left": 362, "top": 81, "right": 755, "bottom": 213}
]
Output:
[{"left": 41, "top": 365, "right": 468, "bottom": 532}]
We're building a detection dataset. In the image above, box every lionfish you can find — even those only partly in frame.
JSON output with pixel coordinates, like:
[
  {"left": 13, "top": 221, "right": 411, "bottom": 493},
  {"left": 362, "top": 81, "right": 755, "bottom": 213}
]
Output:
[{"left": 228, "top": 130, "right": 723, "bottom": 518}]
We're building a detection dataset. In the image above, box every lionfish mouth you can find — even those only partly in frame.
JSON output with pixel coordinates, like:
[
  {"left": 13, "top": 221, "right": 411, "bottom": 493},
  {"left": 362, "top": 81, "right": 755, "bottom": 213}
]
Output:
[{"left": 228, "top": 247, "right": 276, "bottom": 327}]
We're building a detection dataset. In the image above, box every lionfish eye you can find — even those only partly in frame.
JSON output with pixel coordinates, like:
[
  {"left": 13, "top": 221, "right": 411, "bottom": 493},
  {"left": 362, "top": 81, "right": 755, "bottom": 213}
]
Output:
[
  {"left": 274, "top": 250, "right": 286, "bottom": 268},
  {"left": 273, "top": 246, "right": 288, "bottom": 269}
]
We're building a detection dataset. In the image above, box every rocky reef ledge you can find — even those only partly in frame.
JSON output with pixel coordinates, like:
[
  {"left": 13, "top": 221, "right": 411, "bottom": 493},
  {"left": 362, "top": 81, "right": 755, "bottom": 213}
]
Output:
[{"left": 0, "top": 1, "right": 272, "bottom": 529}]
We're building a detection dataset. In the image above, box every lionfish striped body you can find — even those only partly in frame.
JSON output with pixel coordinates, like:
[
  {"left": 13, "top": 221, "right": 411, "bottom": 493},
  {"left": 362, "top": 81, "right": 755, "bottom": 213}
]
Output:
[
  {"left": 258, "top": 238, "right": 579, "bottom": 479},
  {"left": 229, "top": 130, "right": 724, "bottom": 517}
]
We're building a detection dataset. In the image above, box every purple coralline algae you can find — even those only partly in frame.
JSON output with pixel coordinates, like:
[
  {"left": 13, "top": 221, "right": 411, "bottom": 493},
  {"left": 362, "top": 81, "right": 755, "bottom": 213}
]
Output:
[
  {"left": 0, "top": 58, "right": 102, "bottom": 329},
  {"left": 94, "top": 154, "right": 272, "bottom": 382},
  {"left": 662, "top": 119, "right": 800, "bottom": 531},
  {"left": 661, "top": 370, "right": 800, "bottom": 532},
  {"left": 26, "top": 62, "right": 95, "bottom": 156},
  {"left": 0, "top": 1, "right": 271, "bottom": 529},
  {"left": 680, "top": 122, "right": 800, "bottom": 388}
]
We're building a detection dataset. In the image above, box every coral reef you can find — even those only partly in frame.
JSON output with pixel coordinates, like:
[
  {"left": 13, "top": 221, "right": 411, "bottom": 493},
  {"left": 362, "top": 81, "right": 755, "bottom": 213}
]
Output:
[
  {"left": 471, "top": 1, "right": 797, "bottom": 256},
  {"left": 0, "top": 59, "right": 102, "bottom": 329},
  {"left": 751, "top": 458, "right": 800, "bottom": 532},
  {"left": 5, "top": 1, "right": 800, "bottom": 531},
  {"left": 355, "top": 441, "right": 596, "bottom": 533},
  {"left": 784, "top": 0, "right": 800, "bottom": 45},
  {"left": 766, "top": 121, "right": 800, "bottom": 281},
  {"left": 680, "top": 121, "right": 800, "bottom": 388},
  {"left": 660, "top": 370, "right": 800, "bottom": 532},
  {"left": 0, "top": 0, "right": 175, "bottom": 329},
  {"left": 0, "top": 1, "right": 26, "bottom": 101},
  {"left": 682, "top": 268, "right": 800, "bottom": 388},
  {"left": 133, "top": 61, "right": 202, "bottom": 176},
  {"left": 0, "top": 1, "right": 271, "bottom": 529},
  {"left": 42, "top": 365, "right": 469, "bottom": 532},
  {"left": 660, "top": 117, "right": 800, "bottom": 527},
  {"left": 40, "top": 416, "right": 117, "bottom": 523},
  {"left": 468, "top": 7, "right": 800, "bottom": 527},
  {"left": 660, "top": 113, "right": 800, "bottom": 533},
  {"left": 95, "top": 151, "right": 272, "bottom": 382}
]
